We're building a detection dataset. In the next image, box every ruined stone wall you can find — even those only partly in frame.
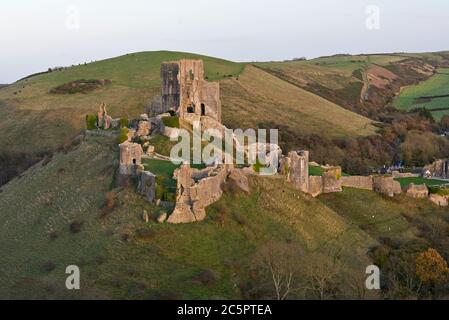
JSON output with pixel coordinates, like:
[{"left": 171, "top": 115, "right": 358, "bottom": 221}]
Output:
[
  {"left": 167, "top": 164, "right": 231, "bottom": 224},
  {"left": 283, "top": 151, "right": 309, "bottom": 193},
  {"left": 308, "top": 176, "right": 323, "bottom": 197},
  {"left": 119, "top": 141, "right": 143, "bottom": 176},
  {"left": 202, "top": 82, "right": 221, "bottom": 123},
  {"left": 161, "top": 63, "right": 180, "bottom": 113},
  {"left": 151, "top": 60, "right": 222, "bottom": 124},
  {"left": 178, "top": 60, "right": 204, "bottom": 119},
  {"left": 405, "top": 183, "right": 429, "bottom": 199},
  {"left": 322, "top": 167, "right": 342, "bottom": 194},
  {"left": 138, "top": 171, "right": 156, "bottom": 202},
  {"left": 429, "top": 194, "right": 449, "bottom": 207},
  {"left": 424, "top": 159, "right": 449, "bottom": 179},
  {"left": 372, "top": 176, "right": 402, "bottom": 197},
  {"left": 341, "top": 176, "right": 374, "bottom": 190}
]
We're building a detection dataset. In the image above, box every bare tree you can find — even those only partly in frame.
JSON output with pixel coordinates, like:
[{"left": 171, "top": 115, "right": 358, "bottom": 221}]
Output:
[{"left": 251, "top": 241, "right": 304, "bottom": 300}]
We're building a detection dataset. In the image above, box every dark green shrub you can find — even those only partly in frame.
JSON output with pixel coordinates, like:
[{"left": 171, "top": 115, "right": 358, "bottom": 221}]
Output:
[
  {"left": 162, "top": 116, "right": 180, "bottom": 128},
  {"left": 118, "top": 127, "right": 129, "bottom": 144},
  {"left": 119, "top": 117, "right": 129, "bottom": 128},
  {"left": 85, "top": 114, "right": 98, "bottom": 130}
]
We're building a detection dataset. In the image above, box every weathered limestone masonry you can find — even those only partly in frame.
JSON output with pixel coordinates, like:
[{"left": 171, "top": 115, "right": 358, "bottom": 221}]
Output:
[
  {"left": 423, "top": 159, "right": 449, "bottom": 179},
  {"left": 119, "top": 141, "right": 156, "bottom": 202},
  {"left": 98, "top": 102, "right": 120, "bottom": 129},
  {"left": 167, "top": 164, "right": 233, "bottom": 224},
  {"left": 341, "top": 176, "right": 374, "bottom": 190},
  {"left": 429, "top": 194, "right": 449, "bottom": 207},
  {"left": 161, "top": 62, "right": 180, "bottom": 113},
  {"left": 372, "top": 176, "right": 402, "bottom": 197},
  {"left": 280, "top": 151, "right": 309, "bottom": 193},
  {"left": 151, "top": 59, "right": 222, "bottom": 125},
  {"left": 119, "top": 141, "right": 143, "bottom": 176},
  {"left": 405, "top": 183, "right": 429, "bottom": 199},
  {"left": 322, "top": 167, "right": 343, "bottom": 194},
  {"left": 280, "top": 151, "right": 342, "bottom": 197}
]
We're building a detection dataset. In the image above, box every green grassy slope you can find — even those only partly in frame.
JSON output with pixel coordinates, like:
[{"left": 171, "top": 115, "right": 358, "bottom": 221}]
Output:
[
  {"left": 394, "top": 68, "right": 449, "bottom": 119},
  {"left": 0, "top": 51, "right": 244, "bottom": 155},
  {"left": 221, "top": 65, "right": 377, "bottom": 139},
  {"left": 0, "top": 135, "right": 379, "bottom": 299}
]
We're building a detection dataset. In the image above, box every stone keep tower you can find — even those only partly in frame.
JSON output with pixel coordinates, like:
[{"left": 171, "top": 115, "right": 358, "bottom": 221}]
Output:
[
  {"left": 158, "top": 59, "right": 221, "bottom": 123},
  {"left": 283, "top": 150, "right": 309, "bottom": 193}
]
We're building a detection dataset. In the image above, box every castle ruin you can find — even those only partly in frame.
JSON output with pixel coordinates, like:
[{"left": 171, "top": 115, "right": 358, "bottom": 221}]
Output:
[{"left": 151, "top": 59, "right": 221, "bottom": 125}]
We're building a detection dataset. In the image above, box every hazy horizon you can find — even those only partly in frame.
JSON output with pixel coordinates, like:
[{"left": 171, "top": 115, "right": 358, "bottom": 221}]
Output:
[{"left": 2, "top": 0, "right": 449, "bottom": 83}]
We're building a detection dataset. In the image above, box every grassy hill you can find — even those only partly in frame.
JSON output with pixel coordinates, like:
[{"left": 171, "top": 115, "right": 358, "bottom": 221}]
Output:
[
  {"left": 2, "top": 133, "right": 448, "bottom": 299},
  {"left": 255, "top": 53, "right": 444, "bottom": 118},
  {"left": 0, "top": 50, "right": 380, "bottom": 186},
  {"left": 0, "top": 134, "right": 378, "bottom": 299},
  {"left": 0, "top": 51, "right": 244, "bottom": 155},
  {"left": 394, "top": 68, "right": 449, "bottom": 120},
  {"left": 221, "top": 65, "right": 377, "bottom": 139}
]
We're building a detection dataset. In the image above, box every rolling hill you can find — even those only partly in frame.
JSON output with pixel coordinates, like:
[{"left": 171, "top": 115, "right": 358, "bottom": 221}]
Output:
[
  {"left": 394, "top": 68, "right": 449, "bottom": 120},
  {"left": 255, "top": 53, "right": 446, "bottom": 118},
  {"left": 1, "top": 51, "right": 449, "bottom": 299},
  {"left": 0, "top": 135, "right": 376, "bottom": 299},
  {"left": 0, "top": 50, "right": 378, "bottom": 186}
]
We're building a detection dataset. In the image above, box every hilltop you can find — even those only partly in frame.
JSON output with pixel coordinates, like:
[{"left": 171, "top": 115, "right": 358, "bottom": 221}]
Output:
[{"left": 1, "top": 50, "right": 449, "bottom": 300}]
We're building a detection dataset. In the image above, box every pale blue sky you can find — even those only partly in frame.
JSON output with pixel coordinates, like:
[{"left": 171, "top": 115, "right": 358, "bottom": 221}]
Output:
[{"left": 1, "top": 0, "right": 449, "bottom": 83}]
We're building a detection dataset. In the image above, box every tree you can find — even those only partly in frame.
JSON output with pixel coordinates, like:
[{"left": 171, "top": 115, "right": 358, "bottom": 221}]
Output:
[
  {"left": 251, "top": 241, "right": 304, "bottom": 300},
  {"left": 415, "top": 248, "right": 449, "bottom": 285}
]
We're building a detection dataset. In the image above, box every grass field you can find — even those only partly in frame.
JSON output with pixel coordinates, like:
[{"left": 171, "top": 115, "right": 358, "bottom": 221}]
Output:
[
  {"left": 395, "top": 177, "right": 449, "bottom": 188},
  {"left": 0, "top": 135, "right": 379, "bottom": 299},
  {"left": 1, "top": 134, "right": 447, "bottom": 299},
  {"left": 0, "top": 51, "right": 245, "bottom": 156},
  {"left": 221, "top": 65, "right": 377, "bottom": 139},
  {"left": 394, "top": 68, "right": 449, "bottom": 120}
]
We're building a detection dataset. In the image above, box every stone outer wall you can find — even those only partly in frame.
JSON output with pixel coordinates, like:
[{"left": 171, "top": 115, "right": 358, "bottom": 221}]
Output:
[
  {"left": 119, "top": 142, "right": 143, "bottom": 176},
  {"left": 282, "top": 151, "right": 309, "bottom": 193},
  {"left": 167, "top": 164, "right": 232, "bottom": 224},
  {"left": 161, "top": 63, "right": 180, "bottom": 113},
  {"left": 322, "top": 167, "right": 342, "bottom": 194},
  {"left": 308, "top": 176, "right": 323, "bottom": 197},
  {"left": 405, "top": 183, "right": 429, "bottom": 199},
  {"left": 138, "top": 171, "right": 156, "bottom": 202},
  {"left": 372, "top": 176, "right": 402, "bottom": 197},
  {"left": 424, "top": 159, "right": 449, "bottom": 179},
  {"left": 341, "top": 176, "right": 374, "bottom": 190},
  {"left": 429, "top": 194, "right": 449, "bottom": 207}
]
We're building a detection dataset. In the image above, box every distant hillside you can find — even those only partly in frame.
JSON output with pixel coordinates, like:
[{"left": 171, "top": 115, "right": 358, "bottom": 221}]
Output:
[
  {"left": 256, "top": 52, "right": 449, "bottom": 119},
  {"left": 221, "top": 65, "right": 377, "bottom": 139},
  {"left": 0, "top": 84, "right": 8, "bottom": 89},
  {"left": 394, "top": 68, "right": 449, "bottom": 120}
]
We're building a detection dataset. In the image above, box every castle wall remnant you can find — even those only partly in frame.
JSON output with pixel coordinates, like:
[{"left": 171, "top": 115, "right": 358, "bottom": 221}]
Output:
[
  {"left": 322, "top": 167, "right": 342, "bottom": 194},
  {"left": 405, "top": 183, "right": 429, "bottom": 199},
  {"left": 161, "top": 63, "right": 180, "bottom": 113},
  {"left": 119, "top": 141, "right": 143, "bottom": 176},
  {"left": 341, "top": 176, "right": 374, "bottom": 190},
  {"left": 308, "top": 176, "right": 323, "bottom": 197},
  {"left": 167, "top": 164, "right": 231, "bottom": 224},
  {"left": 138, "top": 171, "right": 156, "bottom": 202},
  {"left": 151, "top": 59, "right": 222, "bottom": 124},
  {"left": 280, "top": 151, "right": 309, "bottom": 193},
  {"left": 429, "top": 194, "right": 449, "bottom": 207},
  {"left": 372, "top": 176, "right": 402, "bottom": 197},
  {"left": 423, "top": 159, "right": 449, "bottom": 179},
  {"left": 97, "top": 102, "right": 119, "bottom": 130}
]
